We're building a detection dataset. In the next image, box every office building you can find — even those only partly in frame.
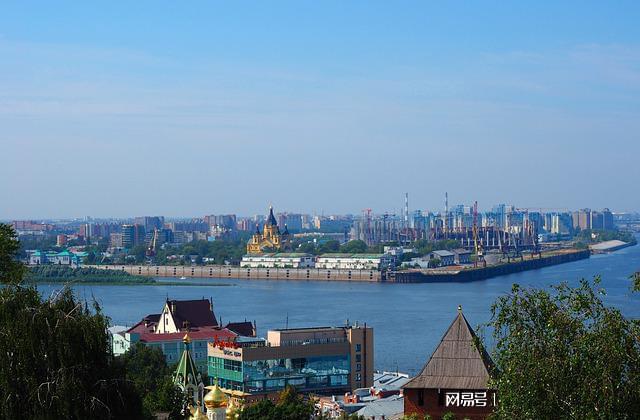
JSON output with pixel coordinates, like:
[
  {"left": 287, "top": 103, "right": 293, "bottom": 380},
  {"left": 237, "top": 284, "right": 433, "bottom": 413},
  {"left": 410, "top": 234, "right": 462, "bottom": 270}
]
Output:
[
  {"left": 208, "top": 324, "right": 373, "bottom": 402},
  {"left": 121, "top": 224, "right": 145, "bottom": 249},
  {"left": 134, "top": 216, "right": 165, "bottom": 232}
]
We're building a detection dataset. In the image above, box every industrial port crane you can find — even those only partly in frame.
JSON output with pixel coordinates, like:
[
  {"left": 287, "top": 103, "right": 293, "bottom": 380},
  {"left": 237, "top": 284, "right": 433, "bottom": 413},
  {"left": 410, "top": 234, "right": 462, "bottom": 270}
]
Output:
[
  {"left": 472, "top": 201, "right": 486, "bottom": 268},
  {"left": 146, "top": 228, "right": 158, "bottom": 257}
]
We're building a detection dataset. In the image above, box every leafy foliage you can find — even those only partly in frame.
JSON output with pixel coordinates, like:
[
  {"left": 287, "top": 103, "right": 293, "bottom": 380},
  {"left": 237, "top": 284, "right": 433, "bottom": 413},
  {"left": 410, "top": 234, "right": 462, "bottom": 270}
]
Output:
[
  {"left": 574, "top": 229, "right": 636, "bottom": 245},
  {"left": 0, "top": 224, "right": 154, "bottom": 419},
  {"left": 632, "top": 272, "right": 640, "bottom": 293},
  {"left": 0, "top": 285, "right": 146, "bottom": 419},
  {"left": 0, "top": 224, "right": 26, "bottom": 285},
  {"left": 402, "top": 414, "right": 432, "bottom": 420},
  {"left": 238, "top": 386, "right": 314, "bottom": 420},
  {"left": 487, "top": 277, "right": 640, "bottom": 419},
  {"left": 153, "top": 239, "right": 248, "bottom": 265},
  {"left": 339, "top": 240, "right": 368, "bottom": 254},
  {"left": 120, "top": 343, "right": 185, "bottom": 418},
  {"left": 28, "top": 265, "right": 154, "bottom": 283}
]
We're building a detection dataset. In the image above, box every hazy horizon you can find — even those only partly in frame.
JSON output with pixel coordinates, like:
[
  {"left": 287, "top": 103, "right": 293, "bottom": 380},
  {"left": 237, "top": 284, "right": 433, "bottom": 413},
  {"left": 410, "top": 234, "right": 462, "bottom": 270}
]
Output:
[{"left": 2, "top": 2, "right": 640, "bottom": 219}]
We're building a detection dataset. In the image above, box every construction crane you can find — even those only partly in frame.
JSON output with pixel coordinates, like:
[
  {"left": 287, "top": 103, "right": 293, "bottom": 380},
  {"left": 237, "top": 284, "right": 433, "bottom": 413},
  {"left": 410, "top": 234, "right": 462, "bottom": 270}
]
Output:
[
  {"left": 528, "top": 220, "right": 542, "bottom": 258},
  {"left": 472, "top": 201, "right": 486, "bottom": 267},
  {"left": 146, "top": 227, "right": 158, "bottom": 257}
]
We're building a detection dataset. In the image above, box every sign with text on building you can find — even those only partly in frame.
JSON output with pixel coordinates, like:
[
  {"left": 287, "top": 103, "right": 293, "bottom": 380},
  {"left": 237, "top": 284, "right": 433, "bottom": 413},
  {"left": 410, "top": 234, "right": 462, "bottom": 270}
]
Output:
[
  {"left": 440, "top": 390, "right": 496, "bottom": 408},
  {"left": 222, "top": 349, "right": 241, "bottom": 358}
]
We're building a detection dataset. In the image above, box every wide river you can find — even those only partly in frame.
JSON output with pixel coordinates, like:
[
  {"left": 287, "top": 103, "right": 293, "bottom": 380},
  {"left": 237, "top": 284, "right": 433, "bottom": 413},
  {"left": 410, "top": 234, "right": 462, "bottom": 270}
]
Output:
[{"left": 38, "top": 240, "right": 640, "bottom": 376}]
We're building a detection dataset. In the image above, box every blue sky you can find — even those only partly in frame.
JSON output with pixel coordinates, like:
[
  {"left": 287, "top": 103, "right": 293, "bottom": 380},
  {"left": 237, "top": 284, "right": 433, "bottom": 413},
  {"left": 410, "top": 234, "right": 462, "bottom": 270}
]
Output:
[{"left": 1, "top": 1, "right": 639, "bottom": 218}]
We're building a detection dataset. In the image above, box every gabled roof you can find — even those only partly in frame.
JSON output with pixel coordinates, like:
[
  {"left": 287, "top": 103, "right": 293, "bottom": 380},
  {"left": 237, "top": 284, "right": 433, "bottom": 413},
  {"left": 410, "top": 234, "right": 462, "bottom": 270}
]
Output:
[
  {"left": 431, "top": 250, "right": 455, "bottom": 257},
  {"left": 403, "top": 309, "right": 494, "bottom": 390},
  {"left": 225, "top": 321, "right": 256, "bottom": 337},
  {"left": 167, "top": 299, "right": 218, "bottom": 328}
]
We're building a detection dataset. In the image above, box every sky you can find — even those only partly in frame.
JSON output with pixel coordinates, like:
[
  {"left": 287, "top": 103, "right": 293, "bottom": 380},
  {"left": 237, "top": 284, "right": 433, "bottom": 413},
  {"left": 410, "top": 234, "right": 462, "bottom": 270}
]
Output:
[{"left": 1, "top": 1, "right": 639, "bottom": 219}]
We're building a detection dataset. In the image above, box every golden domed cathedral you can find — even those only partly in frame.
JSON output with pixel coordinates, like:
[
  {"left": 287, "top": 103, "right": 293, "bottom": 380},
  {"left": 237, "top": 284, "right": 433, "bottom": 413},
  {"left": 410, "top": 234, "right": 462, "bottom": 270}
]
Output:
[{"left": 246, "top": 206, "right": 290, "bottom": 254}]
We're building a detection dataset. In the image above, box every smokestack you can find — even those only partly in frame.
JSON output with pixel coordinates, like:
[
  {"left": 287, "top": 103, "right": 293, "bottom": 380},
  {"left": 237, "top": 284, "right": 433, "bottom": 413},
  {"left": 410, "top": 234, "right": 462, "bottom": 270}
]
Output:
[{"left": 404, "top": 192, "right": 409, "bottom": 226}]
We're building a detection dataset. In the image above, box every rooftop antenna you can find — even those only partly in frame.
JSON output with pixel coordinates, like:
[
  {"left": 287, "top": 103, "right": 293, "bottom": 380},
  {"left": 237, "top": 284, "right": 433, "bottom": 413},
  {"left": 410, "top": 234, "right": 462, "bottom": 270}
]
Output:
[{"left": 285, "top": 312, "right": 289, "bottom": 329}]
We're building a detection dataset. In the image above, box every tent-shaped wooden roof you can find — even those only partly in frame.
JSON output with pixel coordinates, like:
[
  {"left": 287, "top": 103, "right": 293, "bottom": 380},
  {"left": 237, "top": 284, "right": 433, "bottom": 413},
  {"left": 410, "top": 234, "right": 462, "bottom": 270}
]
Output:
[{"left": 403, "top": 308, "right": 494, "bottom": 390}]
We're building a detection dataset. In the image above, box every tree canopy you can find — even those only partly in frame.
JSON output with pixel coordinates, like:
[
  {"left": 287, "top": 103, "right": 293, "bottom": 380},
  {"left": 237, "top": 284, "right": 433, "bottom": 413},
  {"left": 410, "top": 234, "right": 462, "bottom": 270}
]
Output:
[
  {"left": 339, "top": 240, "right": 368, "bottom": 254},
  {"left": 486, "top": 277, "right": 640, "bottom": 419},
  {"left": 120, "top": 343, "right": 185, "bottom": 418},
  {"left": 0, "top": 224, "right": 157, "bottom": 419},
  {"left": 238, "top": 386, "right": 314, "bottom": 420},
  {"left": 0, "top": 223, "right": 25, "bottom": 285}
]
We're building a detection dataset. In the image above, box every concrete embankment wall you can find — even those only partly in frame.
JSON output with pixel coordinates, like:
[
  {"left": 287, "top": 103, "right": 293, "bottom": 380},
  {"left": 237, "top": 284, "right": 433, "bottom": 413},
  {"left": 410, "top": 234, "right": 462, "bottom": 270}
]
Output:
[
  {"left": 89, "top": 264, "right": 381, "bottom": 282},
  {"left": 590, "top": 241, "right": 636, "bottom": 254},
  {"left": 89, "top": 250, "right": 589, "bottom": 284},
  {"left": 389, "top": 250, "right": 591, "bottom": 283}
]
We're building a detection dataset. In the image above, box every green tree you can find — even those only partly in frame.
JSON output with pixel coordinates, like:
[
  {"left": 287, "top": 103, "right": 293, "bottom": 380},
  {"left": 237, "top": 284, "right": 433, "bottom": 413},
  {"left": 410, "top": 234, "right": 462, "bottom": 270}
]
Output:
[
  {"left": 238, "top": 386, "right": 313, "bottom": 420},
  {"left": 296, "top": 241, "right": 317, "bottom": 254},
  {"left": 316, "top": 240, "right": 340, "bottom": 254},
  {"left": 0, "top": 224, "right": 147, "bottom": 419},
  {"left": 120, "top": 343, "right": 184, "bottom": 417},
  {"left": 486, "top": 277, "right": 640, "bottom": 419},
  {"left": 340, "top": 240, "right": 368, "bottom": 254},
  {"left": 632, "top": 272, "right": 640, "bottom": 293},
  {"left": 0, "top": 223, "right": 25, "bottom": 285},
  {"left": 131, "top": 244, "right": 148, "bottom": 264},
  {"left": 402, "top": 414, "right": 432, "bottom": 420}
]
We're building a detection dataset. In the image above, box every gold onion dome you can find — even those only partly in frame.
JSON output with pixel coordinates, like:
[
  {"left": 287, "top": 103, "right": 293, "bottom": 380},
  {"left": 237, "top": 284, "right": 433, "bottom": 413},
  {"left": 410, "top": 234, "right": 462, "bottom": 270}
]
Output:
[{"left": 204, "top": 380, "right": 228, "bottom": 409}]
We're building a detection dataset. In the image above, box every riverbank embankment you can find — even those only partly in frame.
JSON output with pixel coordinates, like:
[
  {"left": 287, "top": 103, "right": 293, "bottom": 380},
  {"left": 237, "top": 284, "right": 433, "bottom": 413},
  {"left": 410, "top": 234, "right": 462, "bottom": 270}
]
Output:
[{"left": 88, "top": 249, "right": 591, "bottom": 284}]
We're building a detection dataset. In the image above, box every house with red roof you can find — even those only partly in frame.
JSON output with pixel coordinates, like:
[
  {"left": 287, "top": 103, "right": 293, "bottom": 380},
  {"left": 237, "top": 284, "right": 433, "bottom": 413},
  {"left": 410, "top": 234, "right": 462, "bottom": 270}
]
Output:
[{"left": 111, "top": 298, "right": 256, "bottom": 376}]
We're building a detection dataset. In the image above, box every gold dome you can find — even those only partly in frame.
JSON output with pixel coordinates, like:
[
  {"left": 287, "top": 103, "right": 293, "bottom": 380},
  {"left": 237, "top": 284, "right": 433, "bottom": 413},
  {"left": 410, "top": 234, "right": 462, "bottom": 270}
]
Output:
[{"left": 204, "top": 380, "right": 228, "bottom": 409}]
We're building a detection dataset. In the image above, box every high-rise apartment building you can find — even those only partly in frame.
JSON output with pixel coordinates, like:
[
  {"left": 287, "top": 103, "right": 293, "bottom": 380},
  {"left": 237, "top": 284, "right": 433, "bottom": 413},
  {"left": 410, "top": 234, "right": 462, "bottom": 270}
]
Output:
[{"left": 122, "top": 224, "right": 145, "bottom": 249}]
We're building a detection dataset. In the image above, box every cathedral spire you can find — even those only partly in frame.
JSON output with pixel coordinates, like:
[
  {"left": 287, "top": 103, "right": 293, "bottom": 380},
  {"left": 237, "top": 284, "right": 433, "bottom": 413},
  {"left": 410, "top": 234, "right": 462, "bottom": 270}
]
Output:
[{"left": 267, "top": 205, "right": 278, "bottom": 226}]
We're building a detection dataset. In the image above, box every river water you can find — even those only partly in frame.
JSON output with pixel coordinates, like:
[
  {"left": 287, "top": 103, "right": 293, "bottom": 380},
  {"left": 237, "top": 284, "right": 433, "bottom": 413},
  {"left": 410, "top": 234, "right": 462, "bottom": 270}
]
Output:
[{"left": 37, "top": 241, "right": 640, "bottom": 375}]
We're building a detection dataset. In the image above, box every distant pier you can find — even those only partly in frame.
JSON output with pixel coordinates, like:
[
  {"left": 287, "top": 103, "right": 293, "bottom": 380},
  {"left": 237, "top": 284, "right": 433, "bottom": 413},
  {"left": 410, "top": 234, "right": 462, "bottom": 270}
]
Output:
[{"left": 589, "top": 240, "right": 634, "bottom": 254}]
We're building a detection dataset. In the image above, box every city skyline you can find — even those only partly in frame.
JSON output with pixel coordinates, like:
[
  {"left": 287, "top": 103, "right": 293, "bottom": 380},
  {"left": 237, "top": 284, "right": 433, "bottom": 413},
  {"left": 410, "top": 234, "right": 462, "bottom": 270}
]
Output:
[
  {"left": 0, "top": 197, "right": 628, "bottom": 222},
  {"left": 2, "top": 2, "right": 640, "bottom": 219}
]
